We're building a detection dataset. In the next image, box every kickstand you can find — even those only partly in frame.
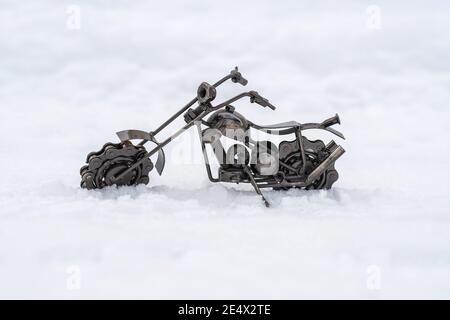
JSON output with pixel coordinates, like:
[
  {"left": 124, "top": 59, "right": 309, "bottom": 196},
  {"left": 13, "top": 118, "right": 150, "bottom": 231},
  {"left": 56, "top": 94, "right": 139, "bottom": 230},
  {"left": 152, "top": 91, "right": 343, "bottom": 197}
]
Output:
[{"left": 243, "top": 166, "right": 270, "bottom": 207}]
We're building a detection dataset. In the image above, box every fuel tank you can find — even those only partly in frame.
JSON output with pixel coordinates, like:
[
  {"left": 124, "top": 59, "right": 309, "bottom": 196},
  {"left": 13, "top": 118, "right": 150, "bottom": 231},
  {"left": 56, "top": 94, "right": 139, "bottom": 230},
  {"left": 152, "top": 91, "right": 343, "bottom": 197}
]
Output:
[{"left": 207, "top": 108, "right": 250, "bottom": 140}]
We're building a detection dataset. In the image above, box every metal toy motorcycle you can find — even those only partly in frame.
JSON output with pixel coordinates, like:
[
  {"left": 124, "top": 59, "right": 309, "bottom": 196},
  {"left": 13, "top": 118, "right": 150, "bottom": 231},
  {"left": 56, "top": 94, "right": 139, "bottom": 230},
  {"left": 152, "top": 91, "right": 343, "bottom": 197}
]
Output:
[{"left": 80, "top": 68, "right": 345, "bottom": 206}]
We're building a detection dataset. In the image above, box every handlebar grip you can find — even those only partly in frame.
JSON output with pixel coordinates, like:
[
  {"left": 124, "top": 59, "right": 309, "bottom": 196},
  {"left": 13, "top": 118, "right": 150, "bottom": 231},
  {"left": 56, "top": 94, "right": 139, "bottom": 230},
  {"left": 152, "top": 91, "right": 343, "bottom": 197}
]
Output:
[
  {"left": 249, "top": 91, "right": 276, "bottom": 110},
  {"left": 237, "top": 76, "right": 248, "bottom": 86},
  {"left": 230, "top": 67, "right": 248, "bottom": 86},
  {"left": 265, "top": 102, "right": 276, "bottom": 110}
]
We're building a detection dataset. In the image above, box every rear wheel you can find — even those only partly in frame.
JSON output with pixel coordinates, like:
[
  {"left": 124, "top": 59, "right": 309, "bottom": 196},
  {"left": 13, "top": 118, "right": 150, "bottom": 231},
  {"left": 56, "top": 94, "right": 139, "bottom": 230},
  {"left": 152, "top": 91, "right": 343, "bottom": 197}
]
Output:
[{"left": 274, "top": 139, "right": 339, "bottom": 190}]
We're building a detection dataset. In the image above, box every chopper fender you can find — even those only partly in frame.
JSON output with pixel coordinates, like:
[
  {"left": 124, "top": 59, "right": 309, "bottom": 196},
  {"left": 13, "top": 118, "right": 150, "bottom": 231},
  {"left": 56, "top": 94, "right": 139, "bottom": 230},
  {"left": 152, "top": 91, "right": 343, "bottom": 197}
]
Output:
[
  {"left": 300, "top": 113, "right": 345, "bottom": 140},
  {"left": 116, "top": 129, "right": 166, "bottom": 175},
  {"left": 300, "top": 124, "right": 345, "bottom": 140}
]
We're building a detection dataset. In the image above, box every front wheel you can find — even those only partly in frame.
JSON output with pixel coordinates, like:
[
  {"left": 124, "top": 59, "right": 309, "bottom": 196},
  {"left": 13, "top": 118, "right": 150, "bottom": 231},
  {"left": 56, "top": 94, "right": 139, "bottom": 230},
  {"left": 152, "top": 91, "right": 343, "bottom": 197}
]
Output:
[{"left": 80, "top": 142, "right": 153, "bottom": 189}]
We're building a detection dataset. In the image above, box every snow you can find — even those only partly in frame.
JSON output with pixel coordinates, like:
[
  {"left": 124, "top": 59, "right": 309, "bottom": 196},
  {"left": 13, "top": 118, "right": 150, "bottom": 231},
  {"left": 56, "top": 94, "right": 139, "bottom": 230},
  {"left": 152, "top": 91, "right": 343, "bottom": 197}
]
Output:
[{"left": 1, "top": 0, "right": 450, "bottom": 299}]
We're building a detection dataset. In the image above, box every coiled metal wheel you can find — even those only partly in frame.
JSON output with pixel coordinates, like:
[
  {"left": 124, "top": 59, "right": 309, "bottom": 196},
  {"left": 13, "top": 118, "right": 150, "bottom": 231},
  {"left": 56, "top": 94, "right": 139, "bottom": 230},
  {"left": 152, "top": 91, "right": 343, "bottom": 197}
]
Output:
[{"left": 80, "top": 142, "right": 153, "bottom": 189}]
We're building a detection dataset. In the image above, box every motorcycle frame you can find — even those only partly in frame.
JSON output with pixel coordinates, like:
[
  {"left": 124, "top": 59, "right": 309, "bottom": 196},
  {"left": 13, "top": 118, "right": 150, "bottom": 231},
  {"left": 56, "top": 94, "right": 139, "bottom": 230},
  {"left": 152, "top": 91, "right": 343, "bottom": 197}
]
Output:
[{"left": 113, "top": 68, "right": 345, "bottom": 193}]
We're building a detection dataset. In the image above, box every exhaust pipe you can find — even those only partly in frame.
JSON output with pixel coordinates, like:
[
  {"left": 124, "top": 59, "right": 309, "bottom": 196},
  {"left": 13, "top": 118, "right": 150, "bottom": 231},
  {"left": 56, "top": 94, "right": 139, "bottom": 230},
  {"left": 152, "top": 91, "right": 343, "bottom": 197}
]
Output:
[{"left": 306, "top": 145, "right": 345, "bottom": 185}]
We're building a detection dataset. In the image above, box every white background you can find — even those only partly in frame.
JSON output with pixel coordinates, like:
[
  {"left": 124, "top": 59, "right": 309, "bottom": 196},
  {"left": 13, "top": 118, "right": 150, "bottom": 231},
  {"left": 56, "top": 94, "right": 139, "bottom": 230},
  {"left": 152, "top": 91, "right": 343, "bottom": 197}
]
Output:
[{"left": 0, "top": 0, "right": 449, "bottom": 299}]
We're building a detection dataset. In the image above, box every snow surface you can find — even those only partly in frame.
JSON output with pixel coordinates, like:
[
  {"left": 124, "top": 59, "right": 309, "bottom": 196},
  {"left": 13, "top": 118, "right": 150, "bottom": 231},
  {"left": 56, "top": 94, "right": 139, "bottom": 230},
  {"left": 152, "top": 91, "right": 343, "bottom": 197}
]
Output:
[{"left": 1, "top": 0, "right": 450, "bottom": 299}]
